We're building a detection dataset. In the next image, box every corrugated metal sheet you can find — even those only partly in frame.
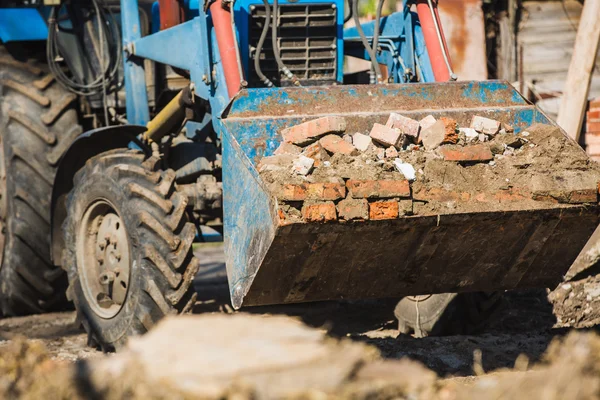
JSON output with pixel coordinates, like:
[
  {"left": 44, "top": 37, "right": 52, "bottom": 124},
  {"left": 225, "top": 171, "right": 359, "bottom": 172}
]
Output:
[{"left": 518, "top": 0, "right": 600, "bottom": 118}]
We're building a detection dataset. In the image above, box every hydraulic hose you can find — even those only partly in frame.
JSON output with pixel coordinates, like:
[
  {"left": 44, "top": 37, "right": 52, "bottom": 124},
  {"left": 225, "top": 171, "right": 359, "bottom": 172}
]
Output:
[
  {"left": 352, "top": 0, "right": 382, "bottom": 81},
  {"left": 271, "top": 0, "right": 301, "bottom": 86},
  {"left": 372, "top": 0, "right": 384, "bottom": 81},
  {"left": 255, "top": 0, "right": 274, "bottom": 87}
]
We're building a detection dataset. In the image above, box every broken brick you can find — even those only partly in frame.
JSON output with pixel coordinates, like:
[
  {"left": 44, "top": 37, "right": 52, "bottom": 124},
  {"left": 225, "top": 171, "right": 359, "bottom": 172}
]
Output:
[
  {"left": 274, "top": 142, "right": 302, "bottom": 156},
  {"left": 282, "top": 116, "right": 347, "bottom": 145},
  {"left": 319, "top": 134, "right": 357, "bottom": 155},
  {"left": 276, "top": 182, "right": 345, "bottom": 201},
  {"left": 588, "top": 110, "right": 600, "bottom": 120},
  {"left": 471, "top": 116, "right": 501, "bottom": 135},
  {"left": 386, "top": 113, "right": 420, "bottom": 137},
  {"left": 369, "top": 200, "right": 399, "bottom": 220},
  {"left": 337, "top": 198, "right": 369, "bottom": 221},
  {"left": 347, "top": 179, "right": 410, "bottom": 199},
  {"left": 440, "top": 117, "right": 458, "bottom": 144},
  {"left": 419, "top": 115, "right": 437, "bottom": 131},
  {"left": 440, "top": 145, "right": 494, "bottom": 162},
  {"left": 420, "top": 120, "right": 446, "bottom": 150},
  {"left": 353, "top": 132, "right": 372, "bottom": 151},
  {"left": 277, "top": 205, "right": 302, "bottom": 226},
  {"left": 302, "top": 142, "right": 330, "bottom": 167},
  {"left": 302, "top": 201, "right": 337, "bottom": 222},
  {"left": 385, "top": 146, "right": 398, "bottom": 158},
  {"left": 370, "top": 123, "right": 402, "bottom": 148}
]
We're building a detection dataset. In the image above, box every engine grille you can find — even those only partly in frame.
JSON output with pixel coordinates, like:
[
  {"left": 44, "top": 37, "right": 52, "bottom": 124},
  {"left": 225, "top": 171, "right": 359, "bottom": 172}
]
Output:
[{"left": 248, "top": 3, "right": 338, "bottom": 86}]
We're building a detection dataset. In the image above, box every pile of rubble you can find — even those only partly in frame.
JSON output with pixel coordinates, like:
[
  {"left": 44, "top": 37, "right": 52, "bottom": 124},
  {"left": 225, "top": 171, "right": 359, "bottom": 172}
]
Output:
[{"left": 258, "top": 112, "right": 600, "bottom": 224}]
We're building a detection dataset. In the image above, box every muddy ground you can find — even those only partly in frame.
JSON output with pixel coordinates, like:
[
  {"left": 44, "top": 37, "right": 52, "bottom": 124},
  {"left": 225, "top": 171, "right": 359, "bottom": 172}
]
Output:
[{"left": 2, "top": 240, "right": 600, "bottom": 387}]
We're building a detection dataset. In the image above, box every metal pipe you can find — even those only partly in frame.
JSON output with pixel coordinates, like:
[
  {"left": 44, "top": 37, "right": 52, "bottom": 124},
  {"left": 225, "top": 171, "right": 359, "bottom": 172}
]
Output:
[
  {"left": 144, "top": 87, "right": 189, "bottom": 143},
  {"left": 415, "top": 0, "right": 451, "bottom": 81},
  {"left": 210, "top": 0, "right": 242, "bottom": 98},
  {"left": 427, "top": 0, "right": 455, "bottom": 80},
  {"left": 158, "top": 0, "right": 184, "bottom": 30}
]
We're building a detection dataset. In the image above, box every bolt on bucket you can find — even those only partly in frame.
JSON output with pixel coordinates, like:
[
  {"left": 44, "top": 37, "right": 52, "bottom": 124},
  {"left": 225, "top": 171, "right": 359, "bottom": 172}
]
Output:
[{"left": 219, "top": 81, "right": 600, "bottom": 309}]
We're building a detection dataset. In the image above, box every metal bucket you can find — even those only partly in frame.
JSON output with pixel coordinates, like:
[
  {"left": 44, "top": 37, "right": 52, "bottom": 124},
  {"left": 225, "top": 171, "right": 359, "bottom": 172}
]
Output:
[{"left": 219, "top": 81, "right": 600, "bottom": 308}]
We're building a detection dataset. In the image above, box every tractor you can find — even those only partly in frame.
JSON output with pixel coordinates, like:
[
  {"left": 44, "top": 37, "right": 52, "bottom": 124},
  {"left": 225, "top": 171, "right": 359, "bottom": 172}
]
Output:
[{"left": 0, "top": 0, "right": 596, "bottom": 350}]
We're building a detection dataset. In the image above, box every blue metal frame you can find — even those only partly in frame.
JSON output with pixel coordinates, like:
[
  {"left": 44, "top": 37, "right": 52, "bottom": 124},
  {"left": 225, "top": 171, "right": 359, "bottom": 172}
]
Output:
[
  {"left": 121, "top": 0, "right": 151, "bottom": 125},
  {"left": 0, "top": 8, "right": 49, "bottom": 42}
]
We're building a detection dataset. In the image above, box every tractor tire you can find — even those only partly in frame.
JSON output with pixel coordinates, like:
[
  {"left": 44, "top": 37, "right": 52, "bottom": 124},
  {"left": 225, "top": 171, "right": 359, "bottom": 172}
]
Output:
[
  {"left": 0, "top": 48, "right": 82, "bottom": 316},
  {"left": 62, "top": 149, "right": 199, "bottom": 351},
  {"left": 394, "top": 292, "right": 503, "bottom": 338}
]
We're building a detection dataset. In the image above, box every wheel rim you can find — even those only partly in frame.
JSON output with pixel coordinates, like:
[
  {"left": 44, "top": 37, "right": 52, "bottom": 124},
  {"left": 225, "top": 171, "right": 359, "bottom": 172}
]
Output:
[{"left": 77, "top": 199, "right": 131, "bottom": 319}]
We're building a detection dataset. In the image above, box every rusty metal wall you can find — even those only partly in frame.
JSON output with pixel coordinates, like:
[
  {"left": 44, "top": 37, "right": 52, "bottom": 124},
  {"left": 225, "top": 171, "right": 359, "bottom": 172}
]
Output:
[{"left": 437, "top": 0, "right": 488, "bottom": 80}]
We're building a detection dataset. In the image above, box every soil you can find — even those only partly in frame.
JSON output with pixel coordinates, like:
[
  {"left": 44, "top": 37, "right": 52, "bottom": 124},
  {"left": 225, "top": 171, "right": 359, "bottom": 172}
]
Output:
[{"left": 1, "top": 242, "right": 600, "bottom": 399}]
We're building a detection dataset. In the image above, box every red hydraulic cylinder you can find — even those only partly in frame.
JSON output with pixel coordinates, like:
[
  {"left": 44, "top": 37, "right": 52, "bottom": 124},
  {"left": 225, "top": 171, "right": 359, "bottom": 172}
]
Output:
[
  {"left": 210, "top": 0, "right": 242, "bottom": 98},
  {"left": 158, "top": 0, "right": 184, "bottom": 30},
  {"left": 416, "top": 0, "right": 452, "bottom": 82}
]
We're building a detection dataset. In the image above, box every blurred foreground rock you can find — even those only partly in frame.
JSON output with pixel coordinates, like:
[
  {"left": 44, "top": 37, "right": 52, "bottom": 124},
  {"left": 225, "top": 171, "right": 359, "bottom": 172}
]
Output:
[{"left": 1, "top": 314, "right": 600, "bottom": 399}]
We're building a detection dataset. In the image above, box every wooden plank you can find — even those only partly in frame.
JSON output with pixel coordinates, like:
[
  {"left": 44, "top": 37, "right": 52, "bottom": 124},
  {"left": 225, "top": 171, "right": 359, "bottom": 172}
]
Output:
[{"left": 556, "top": 0, "right": 600, "bottom": 140}]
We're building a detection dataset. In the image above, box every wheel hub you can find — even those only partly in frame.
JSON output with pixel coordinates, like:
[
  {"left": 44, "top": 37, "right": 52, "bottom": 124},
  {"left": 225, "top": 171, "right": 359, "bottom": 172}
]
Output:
[{"left": 77, "top": 200, "right": 131, "bottom": 318}]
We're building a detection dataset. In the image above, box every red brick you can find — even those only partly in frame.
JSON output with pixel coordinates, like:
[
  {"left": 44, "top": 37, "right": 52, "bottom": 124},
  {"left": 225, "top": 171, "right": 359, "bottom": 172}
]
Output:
[
  {"left": 440, "top": 145, "right": 494, "bottom": 162},
  {"left": 386, "top": 113, "right": 420, "bottom": 137},
  {"left": 337, "top": 198, "right": 369, "bottom": 220},
  {"left": 302, "top": 142, "right": 330, "bottom": 167},
  {"left": 282, "top": 116, "right": 346, "bottom": 145},
  {"left": 370, "top": 123, "right": 402, "bottom": 147},
  {"left": 440, "top": 117, "right": 458, "bottom": 144},
  {"left": 346, "top": 179, "right": 410, "bottom": 199},
  {"left": 369, "top": 200, "right": 399, "bottom": 220},
  {"left": 590, "top": 98, "right": 600, "bottom": 111},
  {"left": 587, "top": 110, "right": 600, "bottom": 120},
  {"left": 277, "top": 182, "right": 345, "bottom": 201},
  {"left": 302, "top": 201, "right": 337, "bottom": 222},
  {"left": 319, "top": 134, "right": 357, "bottom": 155},
  {"left": 587, "top": 121, "right": 600, "bottom": 133},
  {"left": 584, "top": 133, "right": 600, "bottom": 145},
  {"left": 274, "top": 142, "right": 302, "bottom": 155}
]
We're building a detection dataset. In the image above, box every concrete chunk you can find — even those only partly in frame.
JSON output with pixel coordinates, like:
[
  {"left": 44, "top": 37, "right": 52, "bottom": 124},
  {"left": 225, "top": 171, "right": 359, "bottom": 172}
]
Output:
[
  {"left": 420, "top": 120, "right": 446, "bottom": 150},
  {"left": 419, "top": 115, "right": 437, "bottom": 131},
  {"left": 471, "top": 115, "right": 501, "bottom": 135},
  {"left": 292, "top": 155, "right": 315, "bottom": 175},
  {"left": 352, "top": 132, "right": 372, "bottom": 151}
]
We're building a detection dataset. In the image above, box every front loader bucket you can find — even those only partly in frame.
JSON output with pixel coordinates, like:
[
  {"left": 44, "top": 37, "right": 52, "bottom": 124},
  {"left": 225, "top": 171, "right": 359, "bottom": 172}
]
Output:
[{"left": 220, "top": 81, "right": 600, "bottom": 309}]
